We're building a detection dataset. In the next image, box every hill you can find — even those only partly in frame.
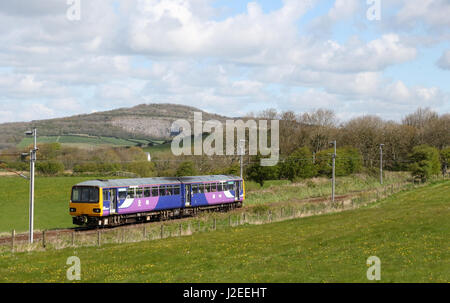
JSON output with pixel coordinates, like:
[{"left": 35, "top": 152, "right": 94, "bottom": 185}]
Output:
[{"left": 0, "top": 103, "right": 232, "bottom": 149}]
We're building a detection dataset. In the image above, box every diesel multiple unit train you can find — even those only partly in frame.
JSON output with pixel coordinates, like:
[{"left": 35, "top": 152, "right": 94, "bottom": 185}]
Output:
[{"left": 69, "top": 175, "right": 245, "bottom": 227}]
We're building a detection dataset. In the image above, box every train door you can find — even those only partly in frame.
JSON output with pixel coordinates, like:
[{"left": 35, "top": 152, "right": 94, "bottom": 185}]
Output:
[
  {"left": 109, "top": 188, "right": 117, "bottom": 214},
  {"left": 185, "top": 184, "right": 192, "bottom": 207},
  {"left": 234, "top": 181, "right": 240, "bottom": 201}
]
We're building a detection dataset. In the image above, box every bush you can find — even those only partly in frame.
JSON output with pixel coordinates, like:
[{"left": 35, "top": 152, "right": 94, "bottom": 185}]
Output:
[
  {"left": 409, "top": 145, "right": 440, "bottom": 182},
  {"left": 245, "top": 154, "right": 280, "bottom": 186},
  {"left": 124, "top": 161, "right": 156, "bottom": 177},
  {"left": 5, "top": 161, "right": 28, "bottom": 171},
  {"left": 222, "top": 163, "right": 240, "bottom": 176},
  {"left": 36, "top": 161, "right": 65, "bottom": 175},
  {"left": 440, "top": 147, "right": 450, "bottom": 174},
  {"left": 280, "top": 147, "right": 316, "bottom": 181},
  {"left": 315, "top": 146, "right": 362, "bottom": 177},
  {"left": 176, "top": 161, "right": 198, "bottom": 177}
]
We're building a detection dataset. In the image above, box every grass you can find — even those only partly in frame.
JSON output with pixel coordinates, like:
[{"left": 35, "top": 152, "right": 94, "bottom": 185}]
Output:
[
  {"left": 244, "top": 171, "right": 410, "bottom": 206},
  {"left": 0, "top": 176, "right": 95, "bottom": 234},
  {"left": 0, "top": 180, "right": 448, "bottom": 282}
]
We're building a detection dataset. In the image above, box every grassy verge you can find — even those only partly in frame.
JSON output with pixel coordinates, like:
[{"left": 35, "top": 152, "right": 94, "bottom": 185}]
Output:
[
  {"left": 0, "top": 181, "right": 448, "bottom": 282},
  {"left": 244, "top": 171, "right": 410, "bottom": 205}
]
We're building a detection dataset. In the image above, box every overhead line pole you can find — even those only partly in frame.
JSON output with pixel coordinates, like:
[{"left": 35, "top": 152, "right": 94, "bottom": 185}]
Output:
[
  {"left": 26, "top": 128, "right": 38, "bottom": 244},
  {"left": 239, "top": 139, "right": 245, "bottom": 179},
  {"left": 330, "top": 140, "right": 336, "bottom": 203},
  {"left": 379, "top": 144, "right": 384, "bottom": 185}
]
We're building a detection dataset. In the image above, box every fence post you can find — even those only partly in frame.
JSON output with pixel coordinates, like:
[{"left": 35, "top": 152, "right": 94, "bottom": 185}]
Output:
[
  {"left": 179, "top": 224, "right": 182, "bottom": 237},
  {"left": 160, "top": 225, "right": 164, "bottom": 239},
  {"left": 143, "top": 226, "right": 147, "bottom": 239},
  {"left": 213, "top": 218, "right": 216, "bottom": 230},
  {"left": 229, "top": 215, "right": 231, "bottom": 227},
  {"left": 97, "top": 230, "right": 101, "bottom": 246},
  {"left": 42, "top": 230, "right": 46, "bottom": 248},
  {"left": 269, "top": 210, "right": 272, "bottom": 222},
  {"left": 11, "top": 230, "right": 15, "bottom": 253},
  {"left": 243, "top": 213, "right": 246, "bottom": 223},
  {"left": 72, "top": 231, "right": 75, "bottom": 246}
]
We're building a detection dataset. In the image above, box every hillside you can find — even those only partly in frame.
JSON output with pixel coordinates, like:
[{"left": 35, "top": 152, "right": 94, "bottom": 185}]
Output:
[{"left": 0, "top": 103, "right": 232, "bottom": 149}]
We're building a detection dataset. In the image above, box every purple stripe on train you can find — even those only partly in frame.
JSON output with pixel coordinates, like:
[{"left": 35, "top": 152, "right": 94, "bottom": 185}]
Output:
[{"left": 117, "top": 196, "right": 160, "bottom": 214}]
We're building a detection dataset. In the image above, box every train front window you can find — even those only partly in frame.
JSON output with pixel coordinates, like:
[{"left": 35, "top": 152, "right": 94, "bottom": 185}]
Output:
[{"left": 72, "top": 186, "right": 99, "bottom": 203}]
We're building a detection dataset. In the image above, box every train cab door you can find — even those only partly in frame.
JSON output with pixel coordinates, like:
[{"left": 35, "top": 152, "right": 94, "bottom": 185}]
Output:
[
  {"left": 185, "top": 184, "right": 192, "bottom": 207},
  {"left": 109, "top": 188, "right": 118, "bottom": 214},
  {"left": 234, "top": 181, "right": 240, "bottom": 201}
]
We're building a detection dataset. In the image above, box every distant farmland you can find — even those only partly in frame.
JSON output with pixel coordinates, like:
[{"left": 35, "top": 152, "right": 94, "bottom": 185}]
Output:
[{"left": 17, "top": 135, "right": 166, "bottom": 149}]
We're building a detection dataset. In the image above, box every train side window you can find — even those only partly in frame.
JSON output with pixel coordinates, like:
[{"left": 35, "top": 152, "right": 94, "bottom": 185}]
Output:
[
  {"left": 127, "top": 188, "right": 135, "bottom": 198},
  {"left": 166, "top": 186, "right": 173, "bottom": 195},
  {"left": 152, "top": 187, "right": 158, "bottom": 197},
  {"left": 217, "top": 183, "right": 223, "bottom": 192},
  {"left": 103, "top": 189, "right": 109, "bottom": 200},
  {"left": 192, "top": 184, "right": 198, "bottom": 194},
  {"left": 159, "top": 186, "right": 166, "bottom": 196},
  {"left": 211, "top": 183, "right": 217, "bottom": 192},
  {"left": 136, "top": 188, "right": 143, "bottom": 198},
  {"left": 173, "top": 185, "right": 180, "bottom": 195},
  {"left": 118, "top": 189, "right": 127, "bottom": 199},
  {"left": 144, "top": 187, "right": 151, "bottom": 197},
  {"left": 205, "top": 183, "right": 210, "bottom": 193}
]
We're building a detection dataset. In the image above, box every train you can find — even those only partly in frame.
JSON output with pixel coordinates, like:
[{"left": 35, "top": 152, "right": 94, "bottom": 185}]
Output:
[{"left": 69, "top": 175, "right": 245, "bottom": 227}]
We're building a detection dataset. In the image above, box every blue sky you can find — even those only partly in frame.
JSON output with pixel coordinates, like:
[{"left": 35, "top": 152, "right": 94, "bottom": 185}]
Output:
[{"left": 0, "top": 0, "right": 448, "bottom": 123}]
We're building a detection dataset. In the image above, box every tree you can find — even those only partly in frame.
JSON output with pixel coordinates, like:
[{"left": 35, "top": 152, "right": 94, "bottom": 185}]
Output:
[
  {"left": 439, "top": 147, "right": 450, "bottom": 176},
  {"left": 315, "top": 147, "right": 362, "bottom": 177},
  {"left": 245, "top": 154, "right": 280, "bottom": 186},
  {"left": 409, "top": 145, "right": 440, "bottom": 182},
  {"left": 176, "top": 161, "right": 198, "bottom": 177},
  {"left": 280, "top": 147, "right": 316, "bottom": 181},
  {"left": 36, "top": 160, "right": 65, "bottom": 175},
  {"left": 125, "top": 161, "right": 156, "bottom": 177}
]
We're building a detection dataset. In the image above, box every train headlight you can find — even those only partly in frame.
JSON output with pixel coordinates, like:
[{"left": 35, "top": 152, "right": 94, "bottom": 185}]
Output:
[
  {"left": 70, "top": 208, "right": 76, "bottom": 212},
  {"left": 93, "top": 208, "right": 101, "bottom": 213}
]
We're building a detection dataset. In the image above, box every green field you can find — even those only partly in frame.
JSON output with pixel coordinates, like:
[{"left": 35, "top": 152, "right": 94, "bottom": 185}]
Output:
[
  {"left": 0, "top": 176, "right": 94, "bottom": 234},
  {"left": 17, "top": 135, "right": 165, "bottom": 149},
  {"left": 0, "top": 181, "right": 448, "bottom": 282},
  {"left": 0, "top": 172, "right": 409, "bottom": 234}
]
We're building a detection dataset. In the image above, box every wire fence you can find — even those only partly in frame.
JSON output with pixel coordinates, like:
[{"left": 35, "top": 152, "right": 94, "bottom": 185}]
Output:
[{"left": 1, "top": 175, "right": 447, "bottom": 254}]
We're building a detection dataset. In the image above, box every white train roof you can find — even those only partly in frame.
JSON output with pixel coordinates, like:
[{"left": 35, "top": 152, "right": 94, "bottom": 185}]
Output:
[{"left": 75, "top": 175, "right": 242, "bottom": 187}]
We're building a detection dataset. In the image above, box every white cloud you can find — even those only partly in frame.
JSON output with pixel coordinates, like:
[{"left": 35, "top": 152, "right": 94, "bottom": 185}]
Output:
[
  {"left": 437, "top": 50, "right": 450, "bottom": 70},
  {"left": 395, "top": 0, "right": 450, "bottom": 29}
]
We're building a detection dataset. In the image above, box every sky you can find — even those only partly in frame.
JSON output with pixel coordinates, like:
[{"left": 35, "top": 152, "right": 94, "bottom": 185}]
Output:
[{"left": 0, "top": 0, "right": 449, "bottom": 123}]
